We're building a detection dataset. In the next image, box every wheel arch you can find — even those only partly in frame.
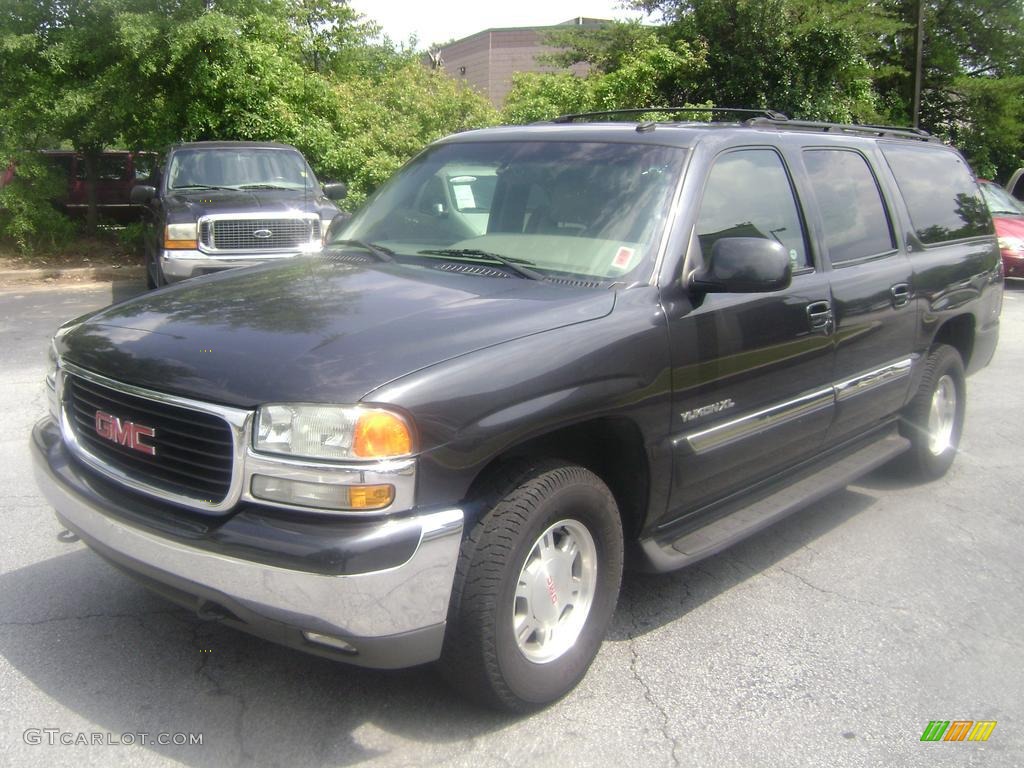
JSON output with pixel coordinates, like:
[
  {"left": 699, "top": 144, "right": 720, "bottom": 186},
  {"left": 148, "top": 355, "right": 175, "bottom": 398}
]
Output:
[
  {"left": 463, "top": 416, "right": 651, "bottom": 543},
  {"left": 930, "top": 312, "right": 975, "bottom": 368}
]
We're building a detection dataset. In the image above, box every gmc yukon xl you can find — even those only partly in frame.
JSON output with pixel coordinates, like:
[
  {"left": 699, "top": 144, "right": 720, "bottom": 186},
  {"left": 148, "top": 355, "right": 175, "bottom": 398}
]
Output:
[{"left": 32, "top": 110, "right": 1002, "bottom": 711}]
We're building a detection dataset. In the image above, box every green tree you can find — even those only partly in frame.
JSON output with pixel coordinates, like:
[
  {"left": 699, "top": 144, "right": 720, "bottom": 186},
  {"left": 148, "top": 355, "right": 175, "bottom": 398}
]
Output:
[
  {"left": 326, "top": 62, "right": 498, "bottom": 206},
  {"left": 633, "top": 0, "right": 881, "bottom": 121},
  {"left": 502, "top": 32, "right": 708, "bottom": 123}
]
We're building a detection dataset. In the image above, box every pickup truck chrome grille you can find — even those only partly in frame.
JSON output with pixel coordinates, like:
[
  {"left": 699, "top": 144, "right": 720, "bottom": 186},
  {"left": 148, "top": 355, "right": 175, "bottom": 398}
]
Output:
[
  {"left": 199, "top": 216, "right": 320, "bottom": 251},
  {"left": 64, "top": 374, "right": 235, "bottom": 504}
]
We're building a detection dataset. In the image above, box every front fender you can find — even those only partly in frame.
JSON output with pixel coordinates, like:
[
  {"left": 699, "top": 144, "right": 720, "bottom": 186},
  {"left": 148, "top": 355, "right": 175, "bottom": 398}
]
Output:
[{"left": 365, "top": 286, "right": 674, "bottom": 524}]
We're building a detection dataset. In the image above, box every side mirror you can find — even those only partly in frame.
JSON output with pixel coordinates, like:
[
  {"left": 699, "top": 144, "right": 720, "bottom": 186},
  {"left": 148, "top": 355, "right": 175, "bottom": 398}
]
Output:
[
  {"left": 322, "top": 182, "right": 347, "bottom": 201},
  {"left": 130, "top": 184, "right": 157, "bottom": 204},
  {"left": 689, "top": 237, "right": 792, "bottom": 293}
]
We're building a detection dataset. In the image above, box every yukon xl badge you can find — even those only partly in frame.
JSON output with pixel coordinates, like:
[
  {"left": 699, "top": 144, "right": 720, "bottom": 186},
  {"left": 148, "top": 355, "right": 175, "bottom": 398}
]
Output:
[
  {"left": 94, "top": 410, "right": 157, "bottom": 455},
  {"left": 681, "top": 398, "right": 736, "bottom": 423}
]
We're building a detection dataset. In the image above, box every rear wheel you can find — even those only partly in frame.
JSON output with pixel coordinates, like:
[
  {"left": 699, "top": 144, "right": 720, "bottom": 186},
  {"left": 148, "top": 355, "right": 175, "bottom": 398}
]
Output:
[
  {"left": 898, "top": 344, "right": 966, "bottom": 479},
  {"left": 440, "top": 461, "right": 623, "bottom": 712}
]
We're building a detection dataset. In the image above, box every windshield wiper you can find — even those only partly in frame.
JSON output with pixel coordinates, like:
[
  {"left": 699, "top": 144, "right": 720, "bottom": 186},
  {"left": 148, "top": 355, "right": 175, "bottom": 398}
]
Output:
[
  {"left": 237, "top": 183, "right": 295, "bottom": 190},
  {"left": 418, "top": 248, "right": 546, "bottom": 281},
  {"left": 329, "top": 239, "right": 396, "bottom": 262},
  {"left": 172, "top": 184, "right": 238, "bottom": 191}
]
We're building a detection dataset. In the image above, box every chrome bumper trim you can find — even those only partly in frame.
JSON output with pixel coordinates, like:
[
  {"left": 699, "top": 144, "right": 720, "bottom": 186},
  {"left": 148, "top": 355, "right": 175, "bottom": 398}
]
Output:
[{"left": 32, "top": 427, "right": 463, "bottom": 643}]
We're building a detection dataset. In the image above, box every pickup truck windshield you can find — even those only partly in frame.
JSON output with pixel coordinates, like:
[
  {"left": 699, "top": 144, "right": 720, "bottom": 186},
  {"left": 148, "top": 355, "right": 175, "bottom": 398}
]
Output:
[
  {"left": 335, "top": 141, "right": 687, "bottom": 282},
  {"left": 167, "top": 148, "right": 314, "bottom": 191}
]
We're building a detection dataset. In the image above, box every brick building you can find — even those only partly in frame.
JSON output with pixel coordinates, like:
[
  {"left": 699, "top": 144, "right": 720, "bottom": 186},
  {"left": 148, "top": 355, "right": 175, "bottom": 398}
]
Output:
[{"left": 425, "top": 17, "right": 607, "bottom": 108}]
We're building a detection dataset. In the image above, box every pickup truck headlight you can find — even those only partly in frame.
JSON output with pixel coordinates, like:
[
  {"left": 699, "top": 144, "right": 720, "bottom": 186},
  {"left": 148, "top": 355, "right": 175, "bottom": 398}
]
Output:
[
  {"left": 164, "top": 222, "right": 198, "bottom": 250},
  {"left": 254, "top": 404, "right": 414, "bottom": 461}
]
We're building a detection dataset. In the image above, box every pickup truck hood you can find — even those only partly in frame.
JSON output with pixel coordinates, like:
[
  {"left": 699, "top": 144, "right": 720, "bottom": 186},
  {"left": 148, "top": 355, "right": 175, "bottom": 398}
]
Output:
[
  {"left": 163, "top": 188, "right": 334, "bottom": 218},
  {"left": 58, "top": 256, "right": 615, "bottom": 407}
]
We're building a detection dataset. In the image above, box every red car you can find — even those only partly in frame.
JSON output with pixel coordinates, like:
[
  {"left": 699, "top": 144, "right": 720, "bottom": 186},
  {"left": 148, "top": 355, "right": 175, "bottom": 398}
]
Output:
[{"left": 979, "top": 179, "right": 1024, "bottom": 279}]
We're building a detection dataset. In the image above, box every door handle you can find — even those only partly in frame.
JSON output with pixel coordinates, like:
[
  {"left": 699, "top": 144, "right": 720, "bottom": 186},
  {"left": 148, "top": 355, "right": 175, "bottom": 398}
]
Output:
[
  {"left": 806, "top": 300, "right": 833, "bottom": 334},
  {"left": 890, "top": 283, "right": 911, "bottom": 308}
]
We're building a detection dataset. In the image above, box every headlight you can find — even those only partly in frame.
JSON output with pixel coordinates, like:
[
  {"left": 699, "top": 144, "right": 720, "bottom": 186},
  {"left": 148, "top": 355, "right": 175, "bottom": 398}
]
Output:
[
  {"left": 997, "top": 235, "right": 1024, "bottom": 255},
  {"left": 254, "top": 404, "right": 414, "bottom": 461},
  {"left": 164, "top": 222, "right": 198, "bottom": 249}
]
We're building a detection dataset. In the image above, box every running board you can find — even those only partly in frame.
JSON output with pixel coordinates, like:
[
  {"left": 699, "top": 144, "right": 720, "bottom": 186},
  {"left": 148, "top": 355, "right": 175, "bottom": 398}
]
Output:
[{"left": 640, "top": 432, "right": 911, "bottom": 572}]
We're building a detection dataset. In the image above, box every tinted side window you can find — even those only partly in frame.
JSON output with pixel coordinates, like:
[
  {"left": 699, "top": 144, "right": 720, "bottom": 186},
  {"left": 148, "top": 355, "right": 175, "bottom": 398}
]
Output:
[
  {"left": 696, "top": 149, "right": 809, "bottom": 268},
  {"left": 880, "top": 144, "right": 992, "bottom": 244},
  {"left": 98, "top": 156, "right": 129, "bottom": 181},
  {"left": 803, "top": 149, "right": 895, "bottom": 264}
]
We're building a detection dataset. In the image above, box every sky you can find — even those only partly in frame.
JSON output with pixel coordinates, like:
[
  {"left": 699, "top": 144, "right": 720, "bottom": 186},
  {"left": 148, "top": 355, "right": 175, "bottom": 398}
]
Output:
[{"left": 348, "top": 1, "right": 650, "bottom": 49}]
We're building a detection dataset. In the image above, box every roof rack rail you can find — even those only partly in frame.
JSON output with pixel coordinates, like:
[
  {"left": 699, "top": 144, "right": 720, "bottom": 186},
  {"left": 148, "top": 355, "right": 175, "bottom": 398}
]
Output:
[
  {"left": 747, "top": 117, "right": 940, "bottom": 143},
  {"left": 551, "top": 107, "right": 789, "bottom": 123}
]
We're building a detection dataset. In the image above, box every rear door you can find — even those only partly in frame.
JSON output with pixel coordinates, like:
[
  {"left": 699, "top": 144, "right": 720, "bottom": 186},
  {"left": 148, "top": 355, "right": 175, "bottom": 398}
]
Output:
[
  {"left": 799, "top": 146, "right": 917, "bottom": 445},
  {"left": 664, "top": 146, "right": 835, "bottom": 520}
]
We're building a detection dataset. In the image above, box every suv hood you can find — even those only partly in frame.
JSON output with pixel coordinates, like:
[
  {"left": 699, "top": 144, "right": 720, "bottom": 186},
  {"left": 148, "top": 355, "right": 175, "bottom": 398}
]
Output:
[
  {"left": 58, "top": 256, "right": 615, "bottom": 407},
  {"left": 164, "top": 188, "right": 333, "bottom": 218}
]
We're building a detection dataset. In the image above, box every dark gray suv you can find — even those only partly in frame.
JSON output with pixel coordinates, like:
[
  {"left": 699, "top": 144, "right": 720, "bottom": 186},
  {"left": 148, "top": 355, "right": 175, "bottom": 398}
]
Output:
[
  {"left": 131, "top": 141, "right": 346, "bottom": 287},
  {"left": 34, "top": 110, "right": 1001, "bottom": 711}
]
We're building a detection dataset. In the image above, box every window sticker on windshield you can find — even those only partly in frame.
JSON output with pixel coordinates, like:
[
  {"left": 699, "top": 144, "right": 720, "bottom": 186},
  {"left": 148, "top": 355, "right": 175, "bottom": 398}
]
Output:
[
  {"left": 453, "top": 184, "right": 476, "bottom": 210},
  {"left": 612, "top": 246, "right": 635, "bottom": 270}
]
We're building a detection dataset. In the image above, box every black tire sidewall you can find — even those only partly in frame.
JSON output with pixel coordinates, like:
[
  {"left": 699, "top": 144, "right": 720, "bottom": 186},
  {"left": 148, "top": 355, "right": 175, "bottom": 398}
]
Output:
[
  {"left": 491, "top": 474, "right": 623, "bottom": 707},
  {"left": 906, "top": 345, "right": 966, "bottom": 478}
]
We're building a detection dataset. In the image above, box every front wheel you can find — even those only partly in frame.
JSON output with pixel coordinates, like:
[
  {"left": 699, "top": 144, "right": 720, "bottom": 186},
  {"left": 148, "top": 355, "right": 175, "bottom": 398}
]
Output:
[
  {"left": 898, "top": 344, "right": 966, "bottom": 479},
  {"left": 440, "top": 462, "right": 623, "bottom": 712},
  {"left": 144, "top": 244, "right": 165, "bottom": 290}
]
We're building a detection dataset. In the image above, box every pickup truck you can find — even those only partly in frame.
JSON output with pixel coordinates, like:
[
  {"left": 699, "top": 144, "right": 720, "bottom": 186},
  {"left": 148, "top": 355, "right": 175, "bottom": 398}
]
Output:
[{"left": 31, "top": 110, "right": 1002, "bottom": 712}]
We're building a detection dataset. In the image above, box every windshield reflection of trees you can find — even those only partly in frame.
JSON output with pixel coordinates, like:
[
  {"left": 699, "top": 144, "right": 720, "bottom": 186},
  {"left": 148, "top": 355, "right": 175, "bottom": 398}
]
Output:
[{"left": 99, "top": 261, "right": 358, "bottom": 335}]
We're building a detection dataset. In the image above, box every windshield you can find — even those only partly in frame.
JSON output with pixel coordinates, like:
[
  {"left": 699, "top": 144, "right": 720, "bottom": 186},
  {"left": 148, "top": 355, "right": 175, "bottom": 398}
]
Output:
[
  {"left": 334, "top": 140, "right": 686, "bottom": 282},
  {"left": 167, "top": 148, "right": 316, "bottom": 191},
  {"left": 980, "top": 181, "right": 1024, "bottom": 216}
]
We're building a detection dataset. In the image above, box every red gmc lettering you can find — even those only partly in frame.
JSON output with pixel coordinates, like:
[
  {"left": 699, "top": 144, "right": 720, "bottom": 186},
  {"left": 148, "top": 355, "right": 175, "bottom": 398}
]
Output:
[{"left": 94, "top": 411, "right": 156, "bottom": 456}]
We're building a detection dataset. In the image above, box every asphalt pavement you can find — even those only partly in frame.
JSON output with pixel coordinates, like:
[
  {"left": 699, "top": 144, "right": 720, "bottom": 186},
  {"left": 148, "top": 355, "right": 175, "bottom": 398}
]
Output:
[{"left": 1, "top": 279, "right": 1021, "bottom": 768}]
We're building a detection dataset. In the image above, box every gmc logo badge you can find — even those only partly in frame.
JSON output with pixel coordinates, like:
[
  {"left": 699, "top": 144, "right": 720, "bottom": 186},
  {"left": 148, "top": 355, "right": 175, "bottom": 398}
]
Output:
[{"left": 94, "top": 410, "right": 156, "bottom": 456}]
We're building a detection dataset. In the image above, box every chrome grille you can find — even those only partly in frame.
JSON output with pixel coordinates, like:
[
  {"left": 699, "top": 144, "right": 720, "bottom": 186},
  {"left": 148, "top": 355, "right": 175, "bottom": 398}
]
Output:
[
  {"left": 64, "top": 374, "right": 235, "bottom": 504},
  {"left": 199, "top": 217, "right": 320, "bottom": 251}
]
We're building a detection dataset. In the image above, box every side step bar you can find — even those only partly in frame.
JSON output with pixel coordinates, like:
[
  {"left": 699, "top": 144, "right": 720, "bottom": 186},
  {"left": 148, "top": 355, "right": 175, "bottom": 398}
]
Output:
[{"left": 640, "top": 431, "right": 910, "bottom": 572}]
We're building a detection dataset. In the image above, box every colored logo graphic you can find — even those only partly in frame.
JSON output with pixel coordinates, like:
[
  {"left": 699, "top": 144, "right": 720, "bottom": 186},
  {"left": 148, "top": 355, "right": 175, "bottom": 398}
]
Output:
[{"left": 920, "top": 720, "right": 997, "bottom": 742}]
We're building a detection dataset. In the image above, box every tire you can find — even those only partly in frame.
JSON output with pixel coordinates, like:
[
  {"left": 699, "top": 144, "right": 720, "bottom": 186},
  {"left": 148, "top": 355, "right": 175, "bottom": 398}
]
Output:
[
  {"left": 144, "top": 244, "right": 165, "bottom": 290},
  {"left": 440, "top": 461, "right": 623, "bottom": 712},
  {"left": 897, "top": 344, "right": 966, "bottom": 479}
]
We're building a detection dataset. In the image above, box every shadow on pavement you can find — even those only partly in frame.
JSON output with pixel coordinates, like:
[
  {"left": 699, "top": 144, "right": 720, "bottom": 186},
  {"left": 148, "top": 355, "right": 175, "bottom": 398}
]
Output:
[{"left": 1, "top": 473, "right": 886, "bottom": 765}]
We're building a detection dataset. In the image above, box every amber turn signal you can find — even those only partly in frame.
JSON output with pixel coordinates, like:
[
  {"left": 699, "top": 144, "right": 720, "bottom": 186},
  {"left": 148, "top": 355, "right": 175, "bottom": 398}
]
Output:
[{"left": 353, "top": 410, "right": 413, "bottom": 458}]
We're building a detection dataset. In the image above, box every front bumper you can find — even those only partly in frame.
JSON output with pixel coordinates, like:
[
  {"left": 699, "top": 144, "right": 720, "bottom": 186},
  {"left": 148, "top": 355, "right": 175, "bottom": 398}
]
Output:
[
  {"left": 161, "top": 249, "right": 318, "bottom": 281},
  {"left": 31, "top": 418, "right": 463, "bottom": 668}
]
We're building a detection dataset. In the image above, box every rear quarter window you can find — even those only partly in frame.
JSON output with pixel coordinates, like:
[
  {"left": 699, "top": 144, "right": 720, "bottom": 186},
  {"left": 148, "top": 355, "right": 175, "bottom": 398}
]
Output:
[{"left": 880, "top": 143, "right": 992, "bottom": 244}]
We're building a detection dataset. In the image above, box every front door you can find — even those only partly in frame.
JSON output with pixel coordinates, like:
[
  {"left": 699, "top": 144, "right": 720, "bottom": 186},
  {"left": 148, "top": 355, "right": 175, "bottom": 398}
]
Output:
[{"left": 663, "top": 147, "right": 835, "bottom": 522}]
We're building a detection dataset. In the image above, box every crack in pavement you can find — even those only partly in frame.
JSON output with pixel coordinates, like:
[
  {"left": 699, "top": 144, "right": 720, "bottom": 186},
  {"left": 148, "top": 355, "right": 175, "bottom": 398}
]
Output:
[
  {"left": 626, "top": 606, "right": 682, "bottom": 768},
  {"left": 190, "top": 622, "right": 253, "bottom": 767},
  {"left": 776, "top": 566, "right": 909, "bottom": 613},
  {"left": 0, "top": 607, "right": 184, "bottom": 628}
]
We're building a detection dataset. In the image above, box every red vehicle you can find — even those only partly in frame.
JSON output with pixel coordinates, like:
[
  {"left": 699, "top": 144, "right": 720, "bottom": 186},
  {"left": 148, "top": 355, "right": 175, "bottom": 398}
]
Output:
[
  {"left": 979, "top": 179, "right": 1024, "bottom": 279},
  {"left": 41, "top": 150, "right": 157, "bottom": 222},
  {"left": 1, "top": 150, "right": 157, "bottom": 223}
]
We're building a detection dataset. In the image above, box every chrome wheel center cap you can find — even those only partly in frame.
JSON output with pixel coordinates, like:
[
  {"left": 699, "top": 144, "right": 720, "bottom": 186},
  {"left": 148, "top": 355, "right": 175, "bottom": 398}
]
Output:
[{"left": 513, "top": 519, "right": 598, "bottom": 664}]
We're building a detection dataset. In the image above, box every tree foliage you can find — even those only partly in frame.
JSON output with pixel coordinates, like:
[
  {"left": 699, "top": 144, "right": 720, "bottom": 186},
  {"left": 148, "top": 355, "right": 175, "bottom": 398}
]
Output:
[
  {"left": 507, "top": 0, "right": 1023, "bottom": 181},
  {"left": 0, "top": 0, "right": 495, "bottom": 248}
]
